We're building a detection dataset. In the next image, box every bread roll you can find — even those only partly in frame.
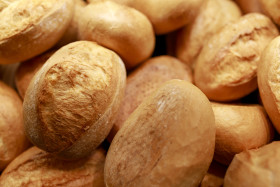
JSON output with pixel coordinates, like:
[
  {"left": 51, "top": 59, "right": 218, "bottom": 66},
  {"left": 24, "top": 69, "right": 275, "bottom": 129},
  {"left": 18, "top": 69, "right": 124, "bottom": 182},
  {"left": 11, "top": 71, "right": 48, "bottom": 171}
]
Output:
[
  {"left": 23, "top": 41, "right": 126, "bottom": 159},
  {"left": 15, "top": 50, "right": 55, "bottom": 99},
  {"left": 259, "top": 0, "right": 280, "bottom": 26},
  {"left": 224, "top": 141, "right": 280, "bottom": 187},
  {"left": 108, "top": 56, "right": 192, "bottom": 141},
  {"left": 0, "top": 81, "right": 30, "bottom": 171},
  {"left": 105, "top": 80, "right": 215, "bottom": 187},
  {"left": 0, "top": 0, "right": 18, "bottom": 11},
  {"left": 176, "top": 0, "right": 242, "bottom": 68},
  {"left": 108, "top": 0, "right": 203, "bottom": 34},
  {"left": 0, "top": 146, "right": 106, "bottom": 187},
  {"left": 258, "top": 36, "right": 280, "bottom": 134},
  {"left": 0, "top": 0, "right": 74, "bottom": 64},
  {"left": 212, "top": 103, "right": 274, "bottom": 165},
  {"left": 194, "top": 13, "right": 279, "bottom": 101},
  {"left": 78, "top": 1, "right": 155, "bottom": 69}
]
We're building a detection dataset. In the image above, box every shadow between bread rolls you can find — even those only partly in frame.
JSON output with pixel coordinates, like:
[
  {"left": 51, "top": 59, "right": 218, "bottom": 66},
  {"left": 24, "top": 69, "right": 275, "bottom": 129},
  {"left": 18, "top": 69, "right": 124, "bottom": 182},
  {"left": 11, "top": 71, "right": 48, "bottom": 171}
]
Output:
[{"left": 23, "top": 41, "right": 126, "bottom": 160}]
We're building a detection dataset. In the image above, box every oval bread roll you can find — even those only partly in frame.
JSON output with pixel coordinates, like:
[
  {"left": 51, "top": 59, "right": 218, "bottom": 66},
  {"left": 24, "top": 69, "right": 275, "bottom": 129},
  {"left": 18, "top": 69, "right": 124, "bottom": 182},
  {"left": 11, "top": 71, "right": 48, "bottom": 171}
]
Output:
[
  {"left": 0, "top": 147, "right": 106, "bottom": 187},
  {"left": 0, "top": 81, "right": 30, "bottom": 171},
  {"left": 194, "top": 13, "right": 279, "bottom": 101},
  {"left": 78, "top": 1, "right": 155, "bottom": 69},
  {"left": 176, "top": 0, "right": 242, "bottom": 67},
  {"left": 23, "top": 41, "right": 126, "bottom": 159},
  {"left": 108, "top": 0, "right": 203, "bottom": 34},
  {"left": 258, "top": 36, "right": 280, "bottom": 134},
  {"left": 105, "top": 80, "right": 215, "bottom": 187},
  {"left": 108, "top": 56, "right": 193, "bottom": 141},
  {"left": 212, "top": 103, "right": 274, "bottom": 165},
  {"left": 15, "top": 50, "right": 55, "bottom": 99},
  {"left": 0, "top": 0, "right": 74, "bottom": 64},
  {"left": 224, "top": 141, "right": 280, "bottom": 187}
]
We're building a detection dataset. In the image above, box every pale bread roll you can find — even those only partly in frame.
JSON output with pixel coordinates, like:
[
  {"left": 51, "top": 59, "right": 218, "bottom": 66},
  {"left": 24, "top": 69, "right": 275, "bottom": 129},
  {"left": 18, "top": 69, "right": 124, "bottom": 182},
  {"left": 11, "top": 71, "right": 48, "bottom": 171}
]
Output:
[
  {"left": 0, "top": 81, "right": 30, "bottom": 171},
  {"left": 105, "top": 80, "right": 215, "bottom": 187},
  {"left": 258, "top": 36, "right": 280, "bottom": 134},
  {"left": 23, "top": 41, "right": 126, "bottom": 159},
  {"left": 78, "top": 1, "right": 155, "bottom": 69},
  {"left": 212, "top": 102, "right": 274, "bottom": 165},
  {"left": 0, "top": 146, "right": 106, "bottom": 187},
  {"left": 194, "top": 13, "right": 279, "bottom": 101},
  {"left": 0, "top": 0, "right": 74, "bottom": 64},
  {"left": 224, "top": 141, "right": 280, "bottom": 187}
]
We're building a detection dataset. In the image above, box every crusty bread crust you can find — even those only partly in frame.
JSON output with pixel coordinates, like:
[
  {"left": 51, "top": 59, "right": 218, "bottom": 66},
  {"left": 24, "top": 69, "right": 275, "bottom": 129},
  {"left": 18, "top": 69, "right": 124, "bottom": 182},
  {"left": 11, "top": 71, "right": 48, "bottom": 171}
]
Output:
[
  {"left": 105, "top": 80, "right": 215, "bottom": 187},
  {"left": 194, "top": 13, "right": 279, "bottom": 101},
  {"left": 23, "top": 41, "right": 126, "bottom": 159},
  {"left": 0, "top": 147, "right": 106, "bottom": 187},
  {"left": 0, "top": 0, "right": 74, "bottom": 64}
]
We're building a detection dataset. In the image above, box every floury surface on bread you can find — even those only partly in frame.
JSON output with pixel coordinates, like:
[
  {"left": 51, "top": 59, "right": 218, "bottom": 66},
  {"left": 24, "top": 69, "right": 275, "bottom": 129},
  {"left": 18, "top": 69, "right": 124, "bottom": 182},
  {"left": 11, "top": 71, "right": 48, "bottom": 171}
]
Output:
[
  {"left": 23, "top": 41, "right": 126, "bottom": 160},
  {"left": 0, "top": 0, "right": 74, "bottom": 64}
]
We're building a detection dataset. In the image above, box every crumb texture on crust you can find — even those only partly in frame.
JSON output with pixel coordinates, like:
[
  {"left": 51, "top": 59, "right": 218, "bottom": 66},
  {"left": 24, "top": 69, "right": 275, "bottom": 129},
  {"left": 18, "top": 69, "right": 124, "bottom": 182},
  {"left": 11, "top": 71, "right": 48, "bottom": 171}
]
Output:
[{"left": 0, "top": 147, "right": 106, "bottom": 187}]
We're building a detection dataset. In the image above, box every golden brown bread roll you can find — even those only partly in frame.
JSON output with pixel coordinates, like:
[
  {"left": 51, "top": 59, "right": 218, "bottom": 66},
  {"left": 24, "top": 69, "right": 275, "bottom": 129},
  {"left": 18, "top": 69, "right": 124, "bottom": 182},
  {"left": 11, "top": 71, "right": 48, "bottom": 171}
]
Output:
[
  {"left": 194, "top": 13, "right": 279, "bottom": 102},
  {"left": 212, "top": 102, "right": 274, "bottom": 165},
  {"left": 224, "top": 141, "right": 280, "bottom": 187},
  {"left": 0, "top": 146, "right": 106, "bottom": 187},
  {"left": 15, "top": 50, "right": 55, "bottom": 99},
  {"left": 259, "top": 0, "right": 280, "bottom": 26},
  {"left": 0, "top": 81, "right": 30, "bottom": 171},
  {"left": 108, "top": 0, "right": 203, "bottom": 34},
  {"left": 0, "top": 0, "right": 74, "bottom": 64},
  {"left": 23, "top": 41, "right": 126, "bottom": 159},
  {"left": 78, "top": 1, "right": 155, "bottom": 69},
  {"left": 105, "top": 80, "right": 215, "bottom": 187},
  {"left": 235, "top": 0, "right": 264, "bottom": 14},
  {"left": 176, "top": 0, "right": 242, "bottom": 68},
  {"left": 56, "top": 0, "right": 86, "bottom": 47},
  {"left": 258, "top": 36, "right": 280, "bottom": 134},
  {"left": 108, "top": 56, "right": 193, "bottom": 141}
]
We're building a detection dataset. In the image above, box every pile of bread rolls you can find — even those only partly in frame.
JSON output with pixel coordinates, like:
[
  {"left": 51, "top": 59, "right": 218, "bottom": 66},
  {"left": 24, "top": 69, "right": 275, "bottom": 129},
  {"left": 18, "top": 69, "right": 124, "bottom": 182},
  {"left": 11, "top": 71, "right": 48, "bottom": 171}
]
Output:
[{"left": 0, "top": 0, "right": 280, "bottom": 186}]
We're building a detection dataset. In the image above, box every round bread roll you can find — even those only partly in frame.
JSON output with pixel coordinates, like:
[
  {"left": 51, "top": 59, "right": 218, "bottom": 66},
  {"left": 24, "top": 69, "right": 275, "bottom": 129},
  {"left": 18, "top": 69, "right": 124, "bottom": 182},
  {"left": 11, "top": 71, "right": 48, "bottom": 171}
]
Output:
[
  {"left": 105, "top": 80, "right": 215, "bottom": 187},
  {"left": 235, "top": 0, "right": 264, "bottom": 14},
  {"left": 23, "top": 41, "right": 126, "bottom": 160},
  {"left": 258, "top": 36, "right": 280, "bottom": 134},
  {"left": 224, "top": 141, "right": 280, "bottom": 187},
  {"left": 108, "top": 0, "right": 203, "bottom": 34},
  {"left": 15, "top": 50, "right": 55, "bottom": 99},
  {"left": 200, "top": 161, "right": 227, "bottom": 187},
  {"left": 176, "top": 0, "right": 242, "bottom": 68},
  {"left": 0, "top": 81, "right": 30, "bottom": 171},
  {"left": 56, "top": 0, "right": 86, "bottom": 47},
  {"left": 0, "top": 146, "right": 106, "bottom": 187},
  {"left": 212, "top": 102, "right": 274, "bottom": 165},
  {"left": 194, "top": 13, "right": 279, "bottom": 102},
  {"left": 78, "top": 1, "right": 155, "bottom": 69},
  {"left": 259, "top": 0, "right": 280, "bottom": 26},
  {"left": 108, "top": 56, "right": 193, "bottom": 141},
  {"left": 0, "top": 0, "right": 74, "bottom": 64}
]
